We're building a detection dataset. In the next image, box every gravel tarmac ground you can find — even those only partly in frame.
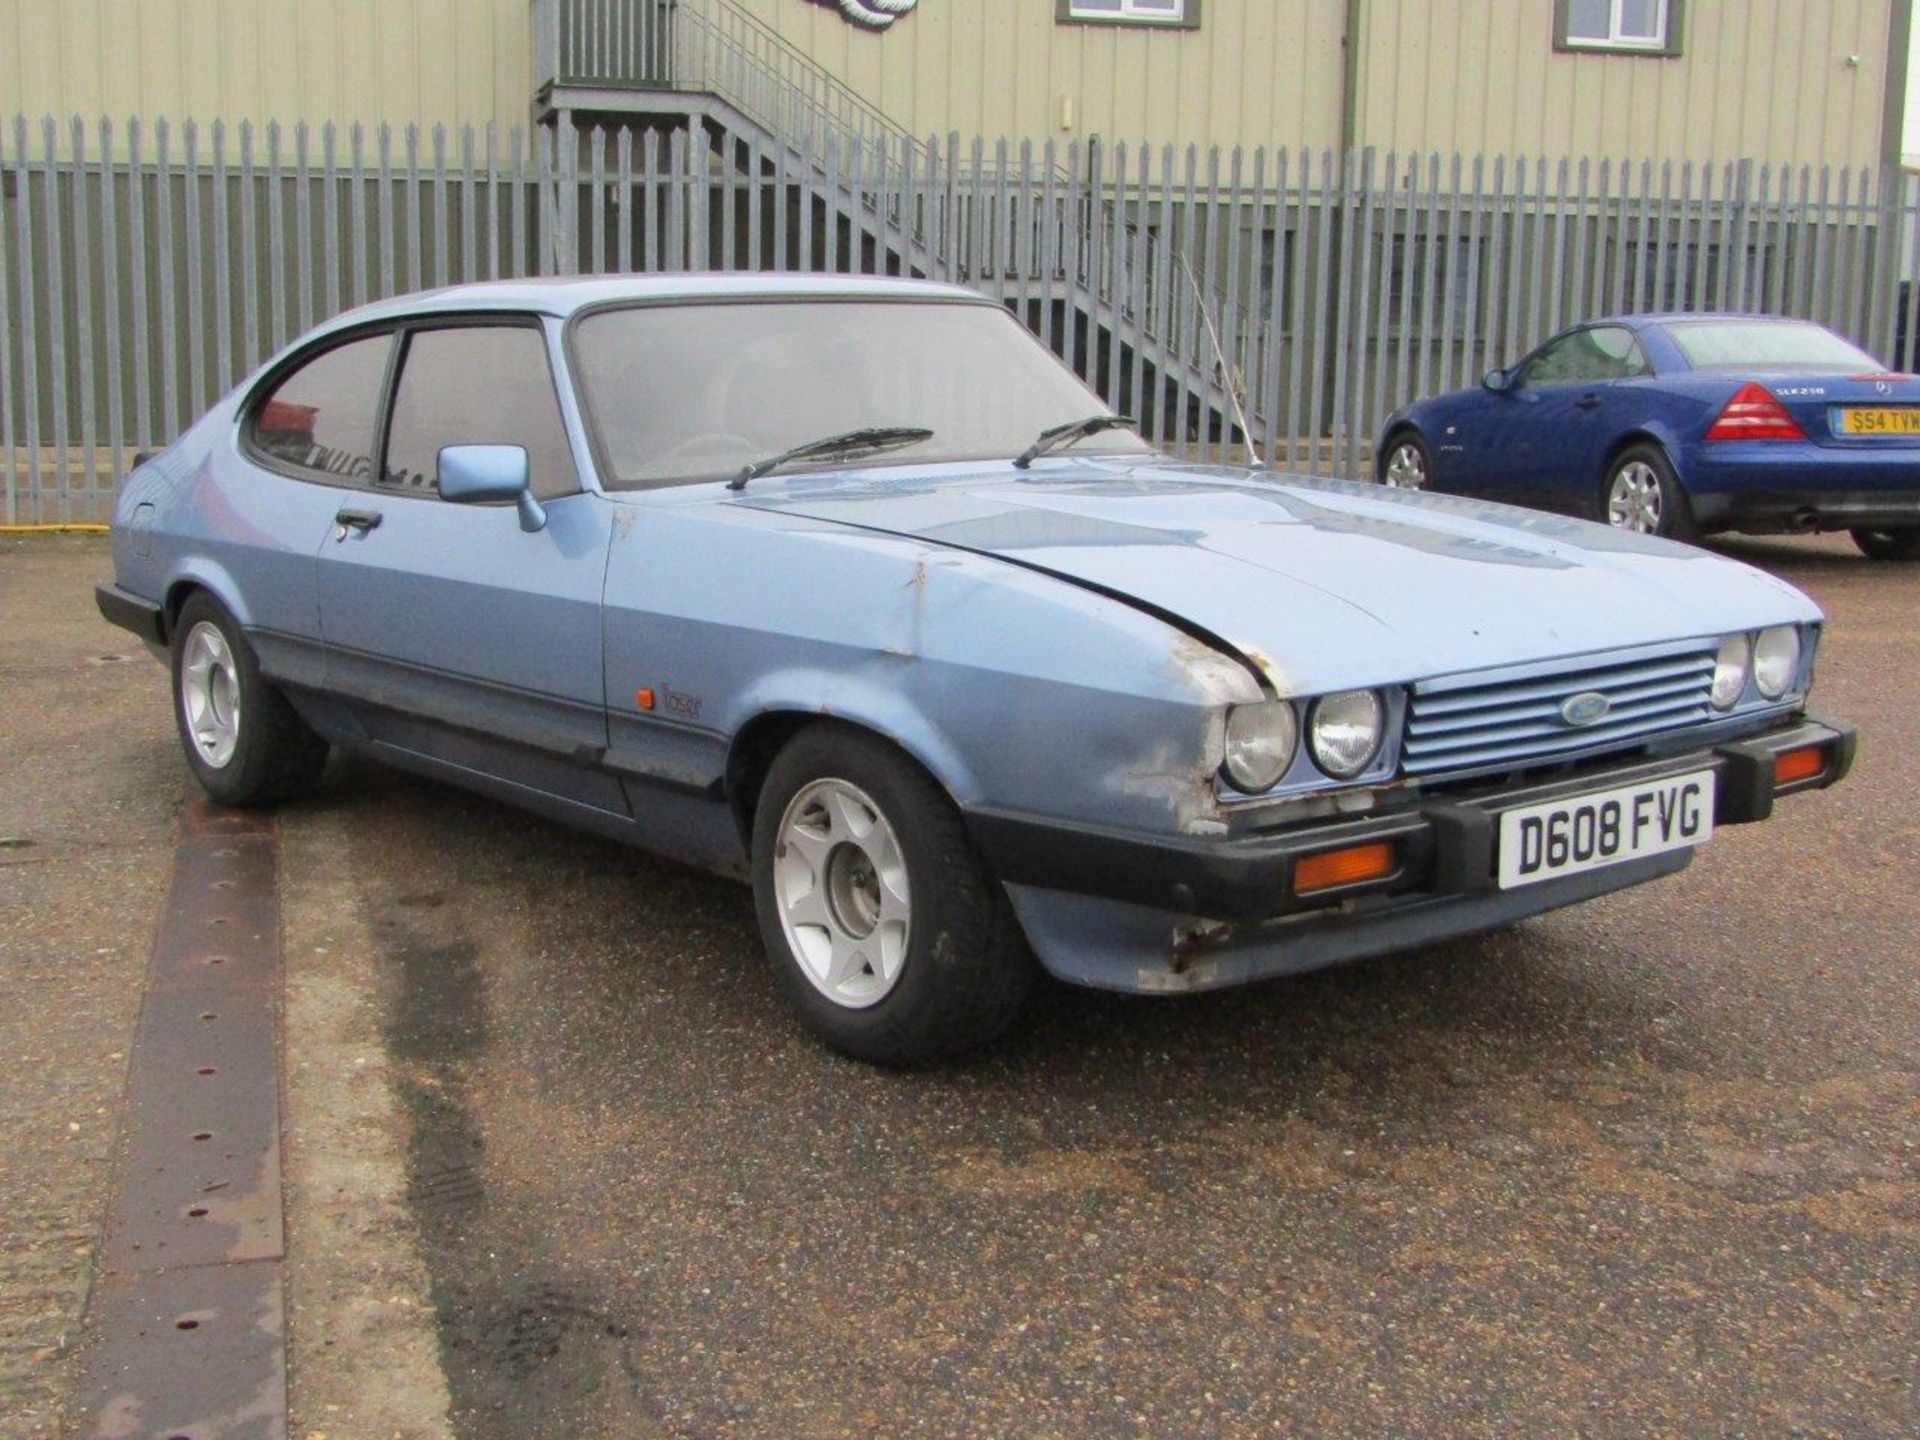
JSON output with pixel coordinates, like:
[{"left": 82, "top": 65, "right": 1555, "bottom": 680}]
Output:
[
  {"left": 0, "top": 538, "right": 182, "bottom": 1439},
  {"left": 4, "top": 532, "right": 1914, "bottom": 1439},
  {"left": 287, "top": 531, "right": 1917, "bottom": 1440}
]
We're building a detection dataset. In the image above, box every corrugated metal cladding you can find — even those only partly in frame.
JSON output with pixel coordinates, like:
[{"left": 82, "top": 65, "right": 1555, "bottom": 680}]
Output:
[
  {"left": 0, "top": 0, "right": 1901, "bottom": 169},
  {"left": 725, "top": 0, "right": 1350, "bottom": 152},
  {"left": 735, "top": 0, "right": 1897, "bottom": 168},
  {"left": 1358, "top": 0, "right": 1894, "bottom": 170},
  {"left": 0, "top": 0, "right": 537, "bottom": 138}
]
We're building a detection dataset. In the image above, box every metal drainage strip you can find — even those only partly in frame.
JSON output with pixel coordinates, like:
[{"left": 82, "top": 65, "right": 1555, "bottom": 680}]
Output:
[{"left": 71, "top": 802, "right": 288, "bottom": 1440}]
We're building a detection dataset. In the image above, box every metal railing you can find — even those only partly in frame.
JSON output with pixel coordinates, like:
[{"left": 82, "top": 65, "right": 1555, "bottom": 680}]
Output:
[
  {"left": 534, "top": 0, "right": 677, "bottom": 90},
  {"left": 536, "top": 0, "right": 1262, "bottom": 426},
  {"left": 0, "top": 111, "right": 1904, "bottom": 523}
]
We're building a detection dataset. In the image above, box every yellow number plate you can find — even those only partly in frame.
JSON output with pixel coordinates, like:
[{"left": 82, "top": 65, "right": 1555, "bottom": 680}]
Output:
[{"left": 1836, "top": 407, "right": 1920, "bottom": 435}]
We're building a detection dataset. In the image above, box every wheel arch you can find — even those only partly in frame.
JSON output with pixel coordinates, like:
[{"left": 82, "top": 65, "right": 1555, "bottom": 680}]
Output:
[
  {"left": 723, "top": 699, "right": 979, "bottom": 850},
  {"left": 162, "top": 561, "right": 255, "bottom": 642},
  {"left": 1597, "top": 428, "right": 1698, "bottom": 534},
  {"left": 1598, "top": 427, "right": 1684, "bottom": 491}
]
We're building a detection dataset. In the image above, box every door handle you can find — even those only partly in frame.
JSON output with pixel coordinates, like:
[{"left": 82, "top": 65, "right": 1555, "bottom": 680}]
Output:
[
  {"left": 1575, "top": 394, "right": 1603, "bottom": 409},
  {"left": 333, "top": 506, "right": 382, "bottom": 539}
]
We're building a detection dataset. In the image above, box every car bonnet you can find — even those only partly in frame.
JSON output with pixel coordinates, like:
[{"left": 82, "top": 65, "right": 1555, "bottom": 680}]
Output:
[{"left": 735, "top": 459, "right": 1821, "bottom": 696}]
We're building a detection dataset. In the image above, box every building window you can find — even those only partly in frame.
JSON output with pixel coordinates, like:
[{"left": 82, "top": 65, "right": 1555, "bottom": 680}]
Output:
[
  {"left": 1557, "top": 0, "right": 1681, "bottom": 56},
  {"left": 1058, "top": 0, "right": 1201, "bottom": 30}
]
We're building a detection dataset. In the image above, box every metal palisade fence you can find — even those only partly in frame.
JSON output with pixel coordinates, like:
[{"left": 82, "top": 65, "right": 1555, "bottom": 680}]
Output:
[{"left": 1, "top": 111, "right": 1913, "bottom": 523}]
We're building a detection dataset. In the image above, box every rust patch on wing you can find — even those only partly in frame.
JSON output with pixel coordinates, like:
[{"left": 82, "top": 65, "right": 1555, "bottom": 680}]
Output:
[{"left": 1235, "top": 642, "right": 1291, "bottom": 696}]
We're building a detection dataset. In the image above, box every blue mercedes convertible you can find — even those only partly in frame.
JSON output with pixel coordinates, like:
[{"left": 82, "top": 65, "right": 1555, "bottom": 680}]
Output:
[
  {"left": 1377, "top": 314, "right": 1920, "bottom": 559},
  {"left": 98, "top": 277, "right": 1853, "bottom": 1062}
]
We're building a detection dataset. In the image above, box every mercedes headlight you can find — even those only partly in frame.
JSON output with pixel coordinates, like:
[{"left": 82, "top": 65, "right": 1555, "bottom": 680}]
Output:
[
  {"left": 1308, "top": 690, "right": 1386, "bottom": 779},
  {"left": 1222, "top": 702, "right": 1298, "bottom": 792},
  {"left": 1753, "top": 625, "right": 1802, "bottom": 700},
  {"left": 1710, "top": 633, "right": 1751, "bottom": 710}
]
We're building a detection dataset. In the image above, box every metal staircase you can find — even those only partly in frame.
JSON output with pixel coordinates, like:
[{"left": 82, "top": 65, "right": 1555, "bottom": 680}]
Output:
[{"left": 531, "top": 0, "right": 1264, "bottom": 445}]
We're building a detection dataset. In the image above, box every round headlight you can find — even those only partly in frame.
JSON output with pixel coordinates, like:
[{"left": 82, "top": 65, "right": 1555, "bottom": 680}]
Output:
[
  {"left": 1710, "top": 633, "right": 1751, "bottom": 710},
  {"left": 1308, "top": 689, "right": 1386, "bottom": 779},
  {"left": 1753, "top": 625, "right": 1801, "bottom": 700},
  {"left": 1222, "top": 702, "right": 1298, "bottom": 792}
]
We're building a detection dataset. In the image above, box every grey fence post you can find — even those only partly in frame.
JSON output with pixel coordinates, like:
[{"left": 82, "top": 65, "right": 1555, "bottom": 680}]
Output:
[{"left": 6, "top": 110, "right": 1919, "bottom": 518}]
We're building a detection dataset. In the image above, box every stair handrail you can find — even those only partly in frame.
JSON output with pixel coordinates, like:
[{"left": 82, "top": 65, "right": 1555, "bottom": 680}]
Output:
[{"left": 675, "top": 0, "right": 1264, "bottom": 424}]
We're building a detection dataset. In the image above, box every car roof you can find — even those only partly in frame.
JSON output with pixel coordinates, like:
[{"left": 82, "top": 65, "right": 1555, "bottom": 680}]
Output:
[
  {"left": 314, "top": 273, "right": 987, "bottom": 333},
  {"left": 1593, "top": 312, "right": 1832, "bottom": 332}
]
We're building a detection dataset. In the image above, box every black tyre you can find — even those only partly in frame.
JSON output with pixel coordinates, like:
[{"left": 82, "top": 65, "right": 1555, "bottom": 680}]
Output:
[
  {"left": 1850, "top": 526, "right": 1920, "bottom": 561},
  {"left": 170, "top": 591, "right": 330, "bottom": 806},
  {"left": 1376, "top": 431, "right": 1432, "bottom": 490},
  {"left": 749, "top": 723, "right": 1034, "bottom": 1065},
  {"left": 1602, "top": 443, "right": 1696, "bottom": 540}
]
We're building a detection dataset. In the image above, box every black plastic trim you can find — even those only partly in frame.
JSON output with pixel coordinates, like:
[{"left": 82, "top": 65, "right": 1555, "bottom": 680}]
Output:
[
  {"left": 966, "top": 716, "right": 1853, "bottom": 921},
  {"left": 1717, "top": 718, "right": 1856, "bottom": 821},
  {"left": 96, "top": 583, "right": 167, "bottom": 645},
  {"left": 1688, "top": 488, "right": 1920, "bottom": 535}
]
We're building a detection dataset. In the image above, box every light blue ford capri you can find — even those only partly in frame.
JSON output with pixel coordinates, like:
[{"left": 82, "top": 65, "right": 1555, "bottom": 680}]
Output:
[{"left": 98, "top": 276, "right": 1854, "bottom": 1063}]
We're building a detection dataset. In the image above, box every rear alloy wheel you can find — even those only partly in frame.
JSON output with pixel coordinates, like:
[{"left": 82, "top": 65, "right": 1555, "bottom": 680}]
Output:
[
  {"left": 1850, "top": 526, "right": 1920, "bottom": 561},
  {"left": 1378, "top": 434, "right": 1430, "bottom": 490},
  {"left": 170, "top": 592, "right": 330, "bottom": 806},
  {"left": 1603, "top": 445, "right": 1695, "bottom": 540},
  {"left": 750, "top": 724, "right": 1033, "bottom": 1065}
]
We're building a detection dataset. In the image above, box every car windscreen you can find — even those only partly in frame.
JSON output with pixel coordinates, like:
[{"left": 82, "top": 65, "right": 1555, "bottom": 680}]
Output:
[
  {"left": 569, "top": 299, "right": 1154, "bottom": 488},
  {"left": 1663, "top": 320, "right": 1878, "bottom": 374}
]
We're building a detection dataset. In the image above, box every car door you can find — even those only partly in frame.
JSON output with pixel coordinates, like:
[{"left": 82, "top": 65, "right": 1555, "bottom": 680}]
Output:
[
  {"left": 315, "top": 316, "right": 625, "bottom": 814},
  {"left": 1441, "top": 334, "right": 1574, "bottom": 501},
  {"left": 224, "top": 329, "right": 397, "bottom": 690},
  {"left": 1491, "top": 326, "right": 1641, "bottom": 511}
]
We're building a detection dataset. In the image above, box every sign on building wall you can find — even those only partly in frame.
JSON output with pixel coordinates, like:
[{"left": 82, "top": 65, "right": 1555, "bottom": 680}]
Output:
[{"left": 809, "top": 0, "right": 918, "bottom": 29}]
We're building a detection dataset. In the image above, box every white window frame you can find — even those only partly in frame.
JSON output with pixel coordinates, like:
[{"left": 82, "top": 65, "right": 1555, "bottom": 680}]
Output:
[
  {"left": 1060, "top": 0, "right": 1198, "bottom": 30},
  {"left": 1561, "top": 0, "right": 1673, "bottom": 53}
]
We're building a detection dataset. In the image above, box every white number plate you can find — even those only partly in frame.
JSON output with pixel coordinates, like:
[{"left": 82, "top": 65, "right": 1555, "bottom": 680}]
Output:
[{"left": 1496, "top": 770, "right": 1715, "bottom": 889}]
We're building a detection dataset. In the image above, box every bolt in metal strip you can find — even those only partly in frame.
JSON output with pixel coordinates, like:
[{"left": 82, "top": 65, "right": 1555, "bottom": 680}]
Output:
[{"left": 69, "top": 801, "right": 288, "bottom": 1440}]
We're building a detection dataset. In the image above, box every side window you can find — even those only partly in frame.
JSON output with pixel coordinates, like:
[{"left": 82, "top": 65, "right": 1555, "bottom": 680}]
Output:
[
  {"left": 248, "top": 332, "right": 391, "bottom": 481},
  {"left": 1587, "top": 325, "right": 1650, "bottom": 378},
  {"left": 381, "top": 325, "right": 579, "bottom": 501},
  {"left": 1518, "top": 334, "right": 1586, "bottom": 387},
  {"left": 1521, "top": 327, "right": 1643, "bottom": 387}
]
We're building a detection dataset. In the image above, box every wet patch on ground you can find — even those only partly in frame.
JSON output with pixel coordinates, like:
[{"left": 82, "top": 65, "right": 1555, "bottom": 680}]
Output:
[{"left": 318, "top": 534, "right": 1919, "bottom": 1438}]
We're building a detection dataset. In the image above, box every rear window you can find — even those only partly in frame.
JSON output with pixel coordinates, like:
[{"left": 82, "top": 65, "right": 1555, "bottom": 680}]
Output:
[{"left": 1664, "top": 321, "right": 1877, "bottom": 374}]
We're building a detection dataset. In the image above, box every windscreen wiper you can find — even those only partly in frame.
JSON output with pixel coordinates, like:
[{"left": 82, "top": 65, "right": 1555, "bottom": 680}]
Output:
[
  {"left": 1012, "top": 414, "right": 1136, "bottom": 470},
  {"left": 727, "top": 427, "right": 934, "bottom": 491}
]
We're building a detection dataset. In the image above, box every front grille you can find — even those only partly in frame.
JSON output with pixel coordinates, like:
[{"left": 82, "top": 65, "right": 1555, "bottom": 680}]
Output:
[{"left": 1402, "top": 639, "right": 1718, "bottom": 777}]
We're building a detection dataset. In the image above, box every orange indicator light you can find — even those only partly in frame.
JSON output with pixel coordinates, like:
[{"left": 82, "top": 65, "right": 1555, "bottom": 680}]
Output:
[
  {"left": 1293, "top": 841, "right": 1397, "bottom": 896},
  {"left": 635, "top": 688, "right": 655, "bottom": 711},
  {"left": 1773, "top": 746, "right": 1825, "bottom": 786}
]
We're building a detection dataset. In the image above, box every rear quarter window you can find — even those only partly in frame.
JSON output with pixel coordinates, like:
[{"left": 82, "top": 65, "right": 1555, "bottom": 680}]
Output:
[{"left": 247, "top": 332, "right": 392, "bottom": 481}]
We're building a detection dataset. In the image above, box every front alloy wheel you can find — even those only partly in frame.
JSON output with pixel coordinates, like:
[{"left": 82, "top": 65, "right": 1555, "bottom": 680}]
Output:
[
  {"left": 1380, "top": 436, "right": 1428, "bottom": 489},
  {"left": 750, "top": 724, "right": 1034, "bottom": 1064},
  {"left": 773, "top": 777, "right": 912, "bottom": 1008}
]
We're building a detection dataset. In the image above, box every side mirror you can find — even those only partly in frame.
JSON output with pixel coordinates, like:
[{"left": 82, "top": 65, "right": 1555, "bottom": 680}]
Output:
[
  {"left": 437, "top": 445, "right": 546, "bottom": 533},
  {"left": 1482, "top": 368, "right": 1512, "bottom": 393}
]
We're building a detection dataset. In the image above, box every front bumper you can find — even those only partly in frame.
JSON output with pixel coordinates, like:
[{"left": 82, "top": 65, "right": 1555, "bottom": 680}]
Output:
[{"left": 966, "top": 717, "right": 1855, "bottom": 924}]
